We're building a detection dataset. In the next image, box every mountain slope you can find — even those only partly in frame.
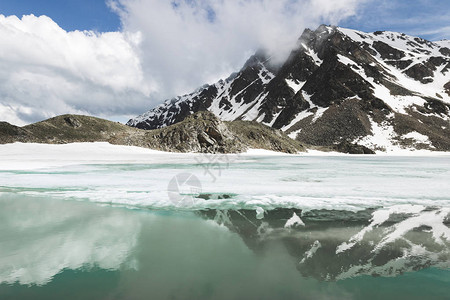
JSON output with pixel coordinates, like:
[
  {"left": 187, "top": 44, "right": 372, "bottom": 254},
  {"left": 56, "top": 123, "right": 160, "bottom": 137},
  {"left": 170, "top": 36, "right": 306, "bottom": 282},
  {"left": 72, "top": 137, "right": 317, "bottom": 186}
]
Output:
[
  {"left": 0, "top": 113, "right": 304, "bottom": 154},
  {"left": 128, "top": 25, "right": 450, "bottom": 152}
]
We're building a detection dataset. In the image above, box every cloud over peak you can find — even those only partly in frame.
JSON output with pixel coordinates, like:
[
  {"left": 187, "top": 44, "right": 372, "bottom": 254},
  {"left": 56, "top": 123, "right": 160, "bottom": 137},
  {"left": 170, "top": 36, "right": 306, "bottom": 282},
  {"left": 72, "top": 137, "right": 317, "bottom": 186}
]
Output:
[
  {"left": 1, "top": 1, "right": 369, "bottom": 125},
  {"left": 111, "top": 0, "right": 367, "bottom": 97}
]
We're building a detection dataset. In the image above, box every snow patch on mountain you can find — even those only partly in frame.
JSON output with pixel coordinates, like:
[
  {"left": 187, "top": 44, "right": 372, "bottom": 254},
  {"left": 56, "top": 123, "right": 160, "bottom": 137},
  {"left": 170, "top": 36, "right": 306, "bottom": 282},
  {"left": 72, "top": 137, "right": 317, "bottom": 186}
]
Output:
[
  {"left": 354, "top": 117, "right": 400, "bottom": 152},
  {"left": 285, "top": 79, "right": 305, "bottom": 93},
  {"left": 402, "top": 131, "right": 432, "bottom": 145}
]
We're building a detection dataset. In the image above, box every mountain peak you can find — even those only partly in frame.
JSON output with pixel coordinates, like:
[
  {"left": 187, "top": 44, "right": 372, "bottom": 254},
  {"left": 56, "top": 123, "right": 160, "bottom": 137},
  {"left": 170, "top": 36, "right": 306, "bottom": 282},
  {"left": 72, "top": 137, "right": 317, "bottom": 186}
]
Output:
[{"left": 128, "top": 25, "right": 450, "bottom": 152}]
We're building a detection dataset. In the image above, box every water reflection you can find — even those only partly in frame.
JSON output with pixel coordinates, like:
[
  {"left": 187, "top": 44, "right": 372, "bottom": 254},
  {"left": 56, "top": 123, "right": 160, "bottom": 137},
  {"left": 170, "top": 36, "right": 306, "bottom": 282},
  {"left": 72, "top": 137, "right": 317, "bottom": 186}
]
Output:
[
  {"left": 0, "top": 195, "right": 141, "bottom": 286},
  {"left": 0, "top": 196, "right": 449, "bottom": 299},
  {"left": 196, "top": 206, "right": 450, "bottom": 280}
]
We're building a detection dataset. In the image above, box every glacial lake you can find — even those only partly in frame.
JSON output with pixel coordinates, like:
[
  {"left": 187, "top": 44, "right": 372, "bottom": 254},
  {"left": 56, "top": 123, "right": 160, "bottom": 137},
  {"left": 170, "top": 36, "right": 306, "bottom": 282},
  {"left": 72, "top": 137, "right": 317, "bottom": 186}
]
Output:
[{"left": 0, "top": 143, "right": 449, "bottom": 299}]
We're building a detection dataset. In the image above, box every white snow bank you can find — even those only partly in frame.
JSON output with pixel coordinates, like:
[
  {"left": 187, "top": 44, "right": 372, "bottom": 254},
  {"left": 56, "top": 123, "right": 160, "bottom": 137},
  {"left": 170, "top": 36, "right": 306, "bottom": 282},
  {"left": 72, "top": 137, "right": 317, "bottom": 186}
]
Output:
[
  {"left": 0, "top": 142, "right": 448, "bottom": 172},
  {"left": 243, "top": 148, "right": 297, "bottom": 156},
  {"left": 402, "top": 131, "right": 432, "bottom": 144},
  {"left": 0, "top": 142, "right": 192, "bottom": 170}
]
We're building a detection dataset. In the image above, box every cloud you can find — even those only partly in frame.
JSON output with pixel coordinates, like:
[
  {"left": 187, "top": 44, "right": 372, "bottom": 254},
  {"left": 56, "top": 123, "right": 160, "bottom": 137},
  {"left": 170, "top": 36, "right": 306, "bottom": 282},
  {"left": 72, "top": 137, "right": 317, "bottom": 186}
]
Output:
[
  {"left": 415, "top": 25, "right": 450, "bottom": 41},
  {"left": 1, "top": 1, "right": 369, "bottom": 125},
  {"left": 110, "top": 0, "right": 367, "bottom": 99},
  {"left": 0, "top": 14, "right": 151, "bottom": 125}
]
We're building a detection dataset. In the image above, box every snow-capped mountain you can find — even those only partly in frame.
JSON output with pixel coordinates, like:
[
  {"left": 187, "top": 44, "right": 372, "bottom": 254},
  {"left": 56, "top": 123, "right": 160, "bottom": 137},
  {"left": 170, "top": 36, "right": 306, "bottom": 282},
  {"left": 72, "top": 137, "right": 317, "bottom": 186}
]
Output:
[{"left": 128, "top": 25, "right": 450, "bottom": 152}]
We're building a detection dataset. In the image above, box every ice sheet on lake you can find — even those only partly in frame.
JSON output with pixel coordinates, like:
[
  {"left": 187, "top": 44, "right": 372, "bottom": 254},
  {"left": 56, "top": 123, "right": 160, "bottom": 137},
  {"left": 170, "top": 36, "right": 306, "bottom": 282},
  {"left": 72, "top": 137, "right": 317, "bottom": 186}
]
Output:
[{"left": 0, "top": 142, "right": 449, "bottom": 213}]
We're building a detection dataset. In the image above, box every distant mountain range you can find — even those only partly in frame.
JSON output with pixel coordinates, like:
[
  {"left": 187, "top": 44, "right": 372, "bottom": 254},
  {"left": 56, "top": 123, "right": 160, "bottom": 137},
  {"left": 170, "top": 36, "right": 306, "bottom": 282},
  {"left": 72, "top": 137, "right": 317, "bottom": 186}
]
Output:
[{"left": 128, "top": 25, "right": 450, "bottom": 152}]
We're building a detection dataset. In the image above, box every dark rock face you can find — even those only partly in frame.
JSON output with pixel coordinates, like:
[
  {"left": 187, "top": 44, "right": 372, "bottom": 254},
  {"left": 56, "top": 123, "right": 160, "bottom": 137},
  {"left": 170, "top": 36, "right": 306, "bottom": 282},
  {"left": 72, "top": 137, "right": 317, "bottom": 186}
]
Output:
[
  {"left": 372, "top": 41, "right": 405, "bottom": 59},
  {"left": 301, "top": 57, "right": 376, "bottom": 108},
  {"left": 333, "top": 142, "right": 375, "bottom": 154},
  {"left": 64, "top": 116, "right": 81, "bottom": 128},
  {"left": 439, "top": 47, "right": 450, "bottom": 57},
  {"left": 294, "top": 99, "right": 373, "bottom": 146},
  {"left": 385, "top": 59, "right": 412, "bottom": 70},
  {"left": 404, "top": 63, "right": 435, "bottom": 83},
  {"left": 128, "top": 25, "right": 450, "bottom": 152}
]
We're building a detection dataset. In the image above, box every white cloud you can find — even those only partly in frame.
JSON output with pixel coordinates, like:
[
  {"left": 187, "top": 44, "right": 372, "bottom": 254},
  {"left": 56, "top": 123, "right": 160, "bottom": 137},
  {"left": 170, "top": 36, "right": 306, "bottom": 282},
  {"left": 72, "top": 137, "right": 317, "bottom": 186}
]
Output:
[
  {"left": 0, "top": 14, "right": 151, "bottom": 125},
  {"left": 417, "top": 26, "right": 450, "bottom": 41},
  {"left": 110, "top": 0, "right": 367, "bottom": 99},
  {"left": 0, "top": 1, "right": 369, "bottom": 125}
]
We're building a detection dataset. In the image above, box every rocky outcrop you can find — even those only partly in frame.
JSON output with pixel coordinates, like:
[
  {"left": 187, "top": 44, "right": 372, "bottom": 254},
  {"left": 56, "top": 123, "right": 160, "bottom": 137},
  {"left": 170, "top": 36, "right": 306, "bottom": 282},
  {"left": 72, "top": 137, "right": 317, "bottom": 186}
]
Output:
[
  {"left": 0, "top": 113, "right": 305, "bottom": 154},
  {"left": 445, "top": 81, "right": 450, "bottom": 96},
  {"left": 332, "top": 141, "right": 375, "bottom": 154},
  {"left": 144, "top": 111, "right": 246, "bottom": 153},
  {"left": 0, "top": 122, "right": 30, "bottom": 144},
  {"left": 227, "top": 120, "right": 302, "bottom": 153}
]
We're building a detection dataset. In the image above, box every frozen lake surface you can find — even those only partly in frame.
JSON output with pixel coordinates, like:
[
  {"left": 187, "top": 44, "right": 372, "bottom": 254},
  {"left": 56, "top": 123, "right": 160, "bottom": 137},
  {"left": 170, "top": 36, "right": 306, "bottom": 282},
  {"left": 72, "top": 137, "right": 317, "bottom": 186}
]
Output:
[
  {"left": 1, "top": 142, "right": 449, "bottom": 212},
  {"left": 0, "top": 143, "right": 449, "bottom": 299}
]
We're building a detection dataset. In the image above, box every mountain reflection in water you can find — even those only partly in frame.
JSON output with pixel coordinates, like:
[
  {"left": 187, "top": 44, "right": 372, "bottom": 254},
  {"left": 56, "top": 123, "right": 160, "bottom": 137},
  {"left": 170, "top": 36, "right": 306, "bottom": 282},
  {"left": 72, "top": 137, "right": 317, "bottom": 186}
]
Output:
[{"left": 0, "top": 195, "right": 449, "bottom": 300}]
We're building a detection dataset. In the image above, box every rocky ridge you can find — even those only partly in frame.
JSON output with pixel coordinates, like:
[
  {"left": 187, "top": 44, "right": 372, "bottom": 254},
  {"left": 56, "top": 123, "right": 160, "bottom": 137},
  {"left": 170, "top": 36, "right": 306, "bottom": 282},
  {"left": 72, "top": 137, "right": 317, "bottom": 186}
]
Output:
[{"left": 0, "top": 112, "right": 304, "bottom": 154}]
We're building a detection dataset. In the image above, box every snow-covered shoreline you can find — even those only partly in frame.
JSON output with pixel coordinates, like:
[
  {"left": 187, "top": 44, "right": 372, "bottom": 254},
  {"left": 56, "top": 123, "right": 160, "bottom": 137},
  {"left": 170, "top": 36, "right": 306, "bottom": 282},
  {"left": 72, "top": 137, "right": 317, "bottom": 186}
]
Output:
[{"left": 1, "top": 142, "right": 449, "bottom": 166}]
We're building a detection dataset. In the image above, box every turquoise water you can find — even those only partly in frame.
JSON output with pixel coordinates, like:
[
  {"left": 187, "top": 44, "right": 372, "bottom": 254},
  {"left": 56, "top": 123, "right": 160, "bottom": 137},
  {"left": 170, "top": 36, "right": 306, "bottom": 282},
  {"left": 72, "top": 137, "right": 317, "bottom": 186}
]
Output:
[
  {"left": 0, "top": 195, "right": 448, "bottom": 299},
  {"left": 0, "top": 155, "right": 449, "bottom": 299}
]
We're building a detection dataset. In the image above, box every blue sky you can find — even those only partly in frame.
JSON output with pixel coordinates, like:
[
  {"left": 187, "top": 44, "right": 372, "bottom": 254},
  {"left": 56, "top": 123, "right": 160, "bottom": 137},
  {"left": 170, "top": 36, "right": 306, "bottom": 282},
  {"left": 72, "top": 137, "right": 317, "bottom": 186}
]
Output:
[
  {"left": 0, "top": 0, "right": 449, "bottom": 125},
  {"left": 0, "top": 0, "right": 121, "bottom": 32},
  {"left": 340, "top": 0, "right": 450, "bottom": 41},
  {"left": 1, "top": 0, "right": 449, "bottom": 40}
]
